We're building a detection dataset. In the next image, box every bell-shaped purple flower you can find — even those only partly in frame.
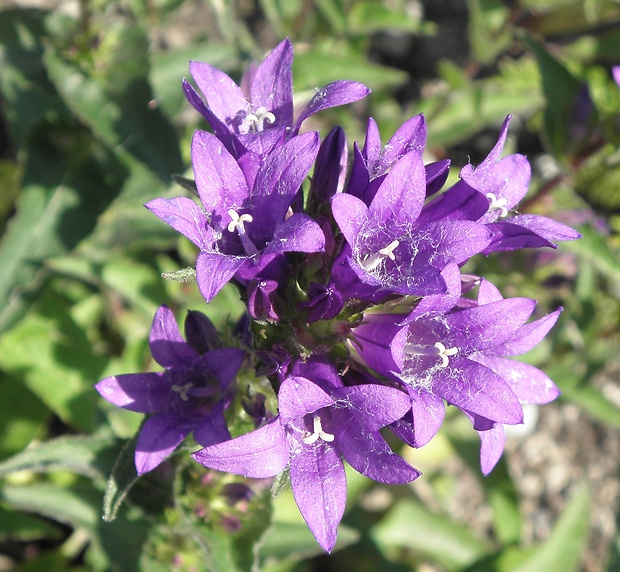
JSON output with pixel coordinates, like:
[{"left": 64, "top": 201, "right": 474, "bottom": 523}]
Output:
[
  {"left": 332, "top": 149, "right": 491, "bottom": 299},
  {"left": 183, "top": 38, "right": 370, "bottom": 158},
  {"left": 353, "top": 290, "right": 561, "bottom": 458},
  {"left": 421, "top": 116, "right": 581, "bottom": 252},
  {"left": 192, "top": 373, "right": 419, "bottom": 552},
  {"left": 146, "top": 130, "right": 325, "bottom": 302},
  {"left": 96, "top": 306, "right": 244, "bottom": 474}
]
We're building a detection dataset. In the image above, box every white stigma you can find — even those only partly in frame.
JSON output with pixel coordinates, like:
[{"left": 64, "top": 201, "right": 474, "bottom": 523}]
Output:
[
  {"left": 227, "top": 209, "right": 259, "bottom": 256},
  {"left": 227, "top": 209, "right": 253, "bottom": 233},
  {"left": 302, "top": 416, "right": 335, "bottom": 445},
  {"left": 486, "top": 192, "right": 509, "bottom": 218},
  {"left": 362, "top": 239, "right": 400, "bottom": 272},
  {"left": 171, "top": 382, "right": 193, "bottom": 402},
  {"left": 240, "top": 107, "right": 276, "bottom": 133},
  {"left": 434, "top": 342, "right": 459, "bottom": 368}
]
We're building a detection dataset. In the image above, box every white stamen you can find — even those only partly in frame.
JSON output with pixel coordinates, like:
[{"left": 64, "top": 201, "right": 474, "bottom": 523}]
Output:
[
  {"left": 227, "top": 209, "right": 253, "bottom": 233},
  {"left": 404, "top": 341, "right": 459, "bottom": 368},
  {"left": 240, "top": 107, "right": 276, "bottom": 133},
  {"left": 486, "top": 192, "right": 509, "bottom": 218},
  {"left": 362, "top": 239, "right": 400, "bottom": 272},
  {"left": 302, "top": 416, "right": 335, "bottom": 444},
  {"left": 227, "top": 209, "right": 259, "bottom": 256},
  {"left": 434, "top": 342, "right": 459, "bottom": 368},
  {"left": 171, "top": 382, "right": 193, "bottom": 402}
]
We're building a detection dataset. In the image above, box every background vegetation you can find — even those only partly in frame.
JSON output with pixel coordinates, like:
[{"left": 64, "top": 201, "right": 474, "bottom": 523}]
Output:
[{"left": 0, "top": 0, "right": 619, "bottom": 570}]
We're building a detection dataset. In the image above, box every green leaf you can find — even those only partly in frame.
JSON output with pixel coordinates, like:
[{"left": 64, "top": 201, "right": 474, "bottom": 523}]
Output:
[
  {"left": 102, "top": 433, "right": 140, "bottom": 522},
  {"left": 0, "top": 291, "right": 105, "bottom": 431},
  {"left": 0, "top": 8, "right": 64, "bottom": 147},
  {"left": 371, "top": 498, "right": 492, "bottom": 570},
  {"left": 510, "top": 483, "right": 590, "bottom": 572},
  {"left": 0, "top": 376, "right": 48, "bottom": 460},
  {"left": 0, "top": 431, "right": 119, "bottom": 480},
  {"left": 293, "top": 43, "right": 408, "bottom": 91},
  {"left": 0, "top": 119, "right": 128, "bottom": 334},
  {"left": 467, "top": 0, "right": 511, "bottom": 64},
  {"left": 563, "top": 223, "right": 620, "bottom": 284},
  {"left": 349, "top": 2, "right": 430, "bottom": 34},
  {"left": 260, "top": 522, "right": 359, "bottom": 570},
  {"left": 527, "top": 37, "right": 583, "bottom": 159},
  {"left": 0, "top": 506, "right": 60, "bottom": 541},
  {"left": 42, "top": 20, "right": 183, "bottom": 181}
]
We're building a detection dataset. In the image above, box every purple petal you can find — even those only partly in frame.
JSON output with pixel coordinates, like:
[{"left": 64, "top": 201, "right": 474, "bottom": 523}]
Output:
[
  {"left": 418, "top": 180, "right": 490, "bottom": 225},
  {"left": 479, "top": 423, "right": 505, "bottom": 476},
  {"left": 433, "top": 357, "right": 524, "bottom": 424},
  {"left": 265, "top": 213, "right": 325, "bottom": 255},
  {"left": 192, "top": 130, "right": 249, "bottom": 219},
  {"left": 425, "top": 159, "right": 451, "bottom": 196},
  {"left": 336, "top": 418, "right": 420, "bottom": 484},
  {"left": 447, "top": 297, "right": 537, "bottom": 352},
  {"left": 290, "top": 357, "right": 343, "bottom": 390},
  {"left": 406, "top": 263, "right": 462, "bottom": 320},
  {"left": 477, "top": 278, "right": 503, "bottom": 304},
  {"left": 278, "top": 376, "right": 334, "bottom": 422},
  {"left": 196, "top": 251, "right": 247, "bottom": 303},
  {"left": 331, "top": 193, "right": 368, "bottom": 246},
  {"left": 145, "top": 197, "right": 214, "bottom": 250},
  {"left": 193, "top": 401, "right": 232, "bottom": 447},
  {"left": 368, "top": 151, "right": 426, "bottom": 226},
  {"left": 332, "top": 384, "right": 412, "bottom": 430},
  {"left": 184, "top": 310, "right": 220, "bottom": 354},
  {"left": 182, "top": 78, "right": 234, "bottom": 150},
  {"left": 346, "top": 142, "right": 371, "bottom": 202},
  {"left": 374, "top": 114, "right": 426, "bottom": 177},
  {"left": 507, "top": 214, "right": 582, "bottom": 242},
  {"left": 135, "top": 414, "right": 194, "bottom": 474},
  {"left": 471, "top": 354, "right": 560, "bottom": 404},
  {"left": 149, "top": 305, "right": 199, "bottom": 369},
  {"left": 419, "top": 220, "right": 492, "bottom": 266},
  {"left": 492, "top": 308, "right": 562, "bottom": 356},
  {"left": 252, "top": 132, "right": 320, "bottom": 229},
  {"left": 408, "top": 386, "right": 445, "bottom": 447},
  {"left": 201, "top": 348, "right": 245, "bottom": 391},
  {"left": 96, "top": 372, "right": 169, "bottom": 414},
  {"left": 362, "top": 117, "right": 381, "bottom": 165},
  {"left": 189, "top": 61, "right": 247, "bottom": 124},
  {"left": 192, "top": 418, "right": 289, "bottom": 478},
  {"left": 309, "top": 126, "right": 348, "bottom": 203},
  {"left": 251, "top": 39, "right": 294, "bottom": 128},
  {"left": 352, "top": 315, "right": 406, "bottom": 373},
  {"left": 290, "top": 442, "right": 346, "bottom": 553},
  {"left": 294, "top": 80, "right": 370, "bottom": 133}
]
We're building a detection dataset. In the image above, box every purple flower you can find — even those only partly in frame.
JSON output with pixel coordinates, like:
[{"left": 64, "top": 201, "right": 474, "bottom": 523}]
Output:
[
  {"left": 96, "top": 306, "right": 244, "bottom": 474},
  {"left": 421, "top": 116, "right": 581, "bottom": 252},
  {"left": 346, "top": 114, "right": 450, "bottom": 206},
  {"left": 192, "top": 373, "right": 420, "bottom": 552},
  {"left": 331, "top": 149, "right": 491, "bottom": 298},
  {"left": 183, "top": 38, "right": 370, "bottom": 158},
  {"left": 146, "top": 130, "right": 325, "bottom": 302},
  {"left": 353, "top": 287, "right": 561, "bottom": 470}
]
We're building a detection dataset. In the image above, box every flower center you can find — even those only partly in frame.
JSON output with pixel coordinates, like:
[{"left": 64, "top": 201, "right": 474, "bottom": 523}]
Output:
[
  {"left": 240, "top": 107, "right": 276, "bottom": 134},
  {"left": 302, "top": 415, "right": 335, "bottom": 445},
  {"left": 227, "top": 209, "right": 259, "bottom": 256},
  {"left": 404, "top": 341, "right": 459, "bottom": 368},
  {"left": 486, "top": 192, "right": 509, "bottom": 218},
  {"left": 171, "top": 382, "right": 193, "bottom": 402},
  {"left": 361, "top": 239, "right": 400, "bottom": 273}
]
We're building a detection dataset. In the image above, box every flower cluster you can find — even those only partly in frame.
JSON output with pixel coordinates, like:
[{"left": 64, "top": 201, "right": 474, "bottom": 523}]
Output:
[{"left": 96, "top": 39, "right": 580, "bottom": 552}]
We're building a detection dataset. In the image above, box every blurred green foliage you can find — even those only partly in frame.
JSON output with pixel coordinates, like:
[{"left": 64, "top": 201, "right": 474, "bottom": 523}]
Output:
[{"left": 0, "top": 0, "right": 619, "bottom": 570}]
